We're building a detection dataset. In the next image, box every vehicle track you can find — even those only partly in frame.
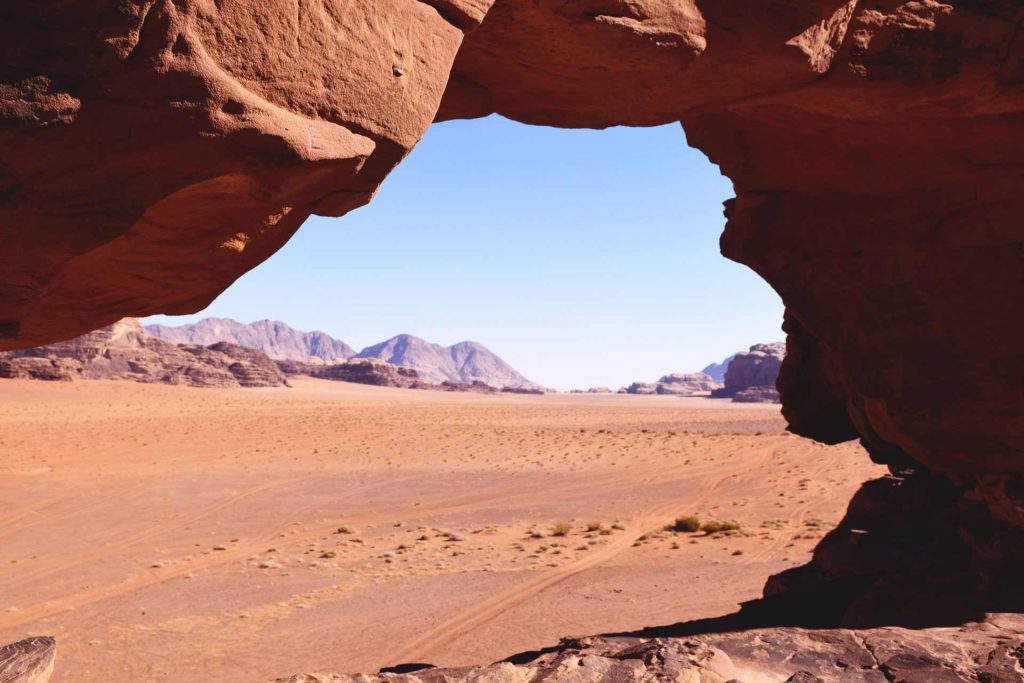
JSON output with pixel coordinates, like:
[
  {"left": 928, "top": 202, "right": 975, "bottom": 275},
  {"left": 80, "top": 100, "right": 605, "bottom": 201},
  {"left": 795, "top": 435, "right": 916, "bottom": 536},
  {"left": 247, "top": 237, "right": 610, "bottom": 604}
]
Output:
[{"left": 388, "top": 446, "right": 775, "bottom": 665}]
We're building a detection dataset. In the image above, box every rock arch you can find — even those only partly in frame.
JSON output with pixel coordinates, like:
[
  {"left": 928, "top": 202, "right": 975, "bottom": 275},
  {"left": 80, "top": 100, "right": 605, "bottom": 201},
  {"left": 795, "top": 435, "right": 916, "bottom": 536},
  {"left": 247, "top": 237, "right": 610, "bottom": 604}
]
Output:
[{"left": 2, "top": 0, "right": 1023, "bottom": 617}]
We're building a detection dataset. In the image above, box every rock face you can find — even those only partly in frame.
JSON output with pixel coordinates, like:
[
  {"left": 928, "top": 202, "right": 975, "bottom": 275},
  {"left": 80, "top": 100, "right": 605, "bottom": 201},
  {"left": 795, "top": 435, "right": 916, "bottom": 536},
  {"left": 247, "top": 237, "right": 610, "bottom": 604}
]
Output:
[
  {"left": 0, "top": 319, "right": 287, "bottom": 388},
  {"left": 0, "top": 636, "right": 55, "bottom": 683},
  {"left": 273, "top": 616, "right": 1024, "bottom": 683},
  {"left": 145, "top": 318, "right": 355, "bottom": 363},
  {"left": 354, "top": 335, "right": 535, "bottom": 389},
  {"left": 711, "top": 343, "right": 786, "bottom": 399},
  {"left": 3, "top": 0, "right": 1024, "bottom": 645}
]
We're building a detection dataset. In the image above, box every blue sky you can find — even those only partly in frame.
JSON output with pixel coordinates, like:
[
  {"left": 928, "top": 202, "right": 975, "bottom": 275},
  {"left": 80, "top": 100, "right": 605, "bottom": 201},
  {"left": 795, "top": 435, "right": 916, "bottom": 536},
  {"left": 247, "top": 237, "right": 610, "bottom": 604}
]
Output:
[{"left": 145, "top": 115, "right": 783, "bottom": 390}]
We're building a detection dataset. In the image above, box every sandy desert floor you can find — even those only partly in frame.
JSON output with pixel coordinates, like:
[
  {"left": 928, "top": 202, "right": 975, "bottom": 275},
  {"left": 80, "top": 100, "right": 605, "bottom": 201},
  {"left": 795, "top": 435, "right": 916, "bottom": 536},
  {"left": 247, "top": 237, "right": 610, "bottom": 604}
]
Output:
[{"left": 0, "top": 378, "right": 885, "bottom": 681}]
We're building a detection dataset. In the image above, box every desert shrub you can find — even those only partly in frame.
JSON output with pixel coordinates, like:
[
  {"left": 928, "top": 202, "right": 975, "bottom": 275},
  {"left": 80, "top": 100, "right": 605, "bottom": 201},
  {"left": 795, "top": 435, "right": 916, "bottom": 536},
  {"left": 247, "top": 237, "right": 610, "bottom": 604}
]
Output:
[
  {"left": 671, "top": 516, "right": 702, "bottom": 533},
  {"left": 552, "top": 522, "right": 572, "bottom": 537},
  {"left": 586, "top": 521, "right": 604, "bottom": 532},
  {"left": 701, "top": 520, "right": 741, "bottom": 534}
]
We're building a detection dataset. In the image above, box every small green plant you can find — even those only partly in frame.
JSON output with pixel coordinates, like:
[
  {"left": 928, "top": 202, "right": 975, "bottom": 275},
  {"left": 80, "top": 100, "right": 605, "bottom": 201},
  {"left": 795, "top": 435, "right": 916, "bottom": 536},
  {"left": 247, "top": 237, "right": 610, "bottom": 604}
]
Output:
[
  {"left": 671, "top": 516, "right": 702, "bottom": 533},
  {"left": 552, "top": 522, "right": 572, "bottom": 537},
  {"left": 700, "top": 520, "right": 741, "bottom": 534}
]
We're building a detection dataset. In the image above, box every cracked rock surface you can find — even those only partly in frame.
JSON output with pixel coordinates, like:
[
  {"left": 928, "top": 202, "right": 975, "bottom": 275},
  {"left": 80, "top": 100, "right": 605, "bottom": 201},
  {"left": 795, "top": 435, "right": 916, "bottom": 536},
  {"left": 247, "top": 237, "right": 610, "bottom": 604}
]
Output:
[{"left": 273, "top": 615, "right": 1024, "bottom": 683}]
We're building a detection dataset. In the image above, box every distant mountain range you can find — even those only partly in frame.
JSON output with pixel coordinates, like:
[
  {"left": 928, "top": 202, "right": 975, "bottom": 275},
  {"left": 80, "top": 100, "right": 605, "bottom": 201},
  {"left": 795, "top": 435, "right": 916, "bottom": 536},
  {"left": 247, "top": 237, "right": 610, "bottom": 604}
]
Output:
[
  {"left": 701, "top": 354, "right": 739, "bottom": 383},
  {"left": 354, "top": 335, "right": 533, "bottom": 388},
  {"left": 145, "top": 318, "right": 355, "bottom": 363},
  {"left": 144, "top": 319, "right": 536, "bottom": 389}
]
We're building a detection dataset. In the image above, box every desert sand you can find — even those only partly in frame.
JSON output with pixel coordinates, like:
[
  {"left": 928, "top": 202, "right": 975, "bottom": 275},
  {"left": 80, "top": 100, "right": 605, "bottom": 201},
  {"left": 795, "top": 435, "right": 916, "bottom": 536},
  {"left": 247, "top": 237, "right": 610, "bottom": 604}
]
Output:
[{"left": 0, "top": 378, "right": 884, "bottom": 682}]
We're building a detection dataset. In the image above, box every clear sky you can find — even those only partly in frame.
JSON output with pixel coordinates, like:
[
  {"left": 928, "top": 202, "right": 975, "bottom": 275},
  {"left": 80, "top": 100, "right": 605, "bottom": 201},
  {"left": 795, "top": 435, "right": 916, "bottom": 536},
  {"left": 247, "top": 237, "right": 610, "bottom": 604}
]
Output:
[{"left": 145, "top": 115, "right": 783, "bottom": 390}]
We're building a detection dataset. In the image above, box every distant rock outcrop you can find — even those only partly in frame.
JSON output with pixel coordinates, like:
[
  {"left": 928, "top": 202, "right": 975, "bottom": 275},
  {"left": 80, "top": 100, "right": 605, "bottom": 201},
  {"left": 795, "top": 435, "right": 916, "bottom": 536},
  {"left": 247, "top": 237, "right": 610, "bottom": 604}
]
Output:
[
  {"left": 570, "top": 386, "right": 612, "bottom": 394},
  {"left": 281, "top": 358, "right": 421, "bottom": 389},
  {"left": 712, "top": 343, "right": 786, "bottom": 402},
  {"left": 144, "top": 318, "right": 355, "bottom": 363},
  {"left": 0, "top": 319, "right": 287, "bottom": 388},
  {"left": 626, "top": 373, "right": 721, "bottom": 397},
  {"left": 656, "top": 373, "right": 722, "bottom": 395},
  {"left": 145, "top": 320, "right": 535, "bottom": 390},
  {"left": 354, "top": 334, "right": 535, "bottom": 389},
  {"left": 733, "top": 386, "right": 781, "bottom": 404}
]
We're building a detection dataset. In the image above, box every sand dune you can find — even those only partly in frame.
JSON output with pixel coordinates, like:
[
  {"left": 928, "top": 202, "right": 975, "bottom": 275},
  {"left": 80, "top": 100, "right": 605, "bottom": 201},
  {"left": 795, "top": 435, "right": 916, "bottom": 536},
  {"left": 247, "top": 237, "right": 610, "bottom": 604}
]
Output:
[{"left": 0, "top": 379, "right": 884, "bottom": 682}]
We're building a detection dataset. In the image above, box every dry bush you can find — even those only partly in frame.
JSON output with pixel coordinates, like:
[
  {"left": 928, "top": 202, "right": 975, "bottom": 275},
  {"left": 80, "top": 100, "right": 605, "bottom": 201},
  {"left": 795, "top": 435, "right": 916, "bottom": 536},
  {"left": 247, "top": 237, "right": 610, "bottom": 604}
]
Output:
[
  {"left": 701, "top": 520, "right": 741, "bottom": 534},
  {"left": 671, "top": 516, "right": 701, "bottom": 533},
  {"left": 552, "top": 522, "right": 572, "bottom": 537}
]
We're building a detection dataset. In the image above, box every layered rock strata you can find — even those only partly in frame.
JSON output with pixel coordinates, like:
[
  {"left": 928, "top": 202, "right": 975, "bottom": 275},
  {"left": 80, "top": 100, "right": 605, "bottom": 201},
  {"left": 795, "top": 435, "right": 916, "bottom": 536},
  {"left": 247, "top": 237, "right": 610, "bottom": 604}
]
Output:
[{"left": 0, "top": 319, "right": 287, "bottom": 387}]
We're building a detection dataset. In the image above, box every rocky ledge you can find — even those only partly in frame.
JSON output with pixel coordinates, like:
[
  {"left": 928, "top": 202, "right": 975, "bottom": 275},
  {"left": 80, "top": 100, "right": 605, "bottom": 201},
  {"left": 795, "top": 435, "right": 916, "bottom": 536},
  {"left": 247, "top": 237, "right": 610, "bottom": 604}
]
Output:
[{"left": 273, "top": 615, "right": 1023, "bottom": 683}]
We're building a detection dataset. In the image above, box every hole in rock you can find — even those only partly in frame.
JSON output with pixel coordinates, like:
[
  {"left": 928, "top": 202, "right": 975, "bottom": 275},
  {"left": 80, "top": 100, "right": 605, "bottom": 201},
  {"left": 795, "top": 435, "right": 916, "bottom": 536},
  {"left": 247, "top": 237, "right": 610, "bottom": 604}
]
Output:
[{"left": 146, "top": 115, "right": 784, "bottom": 390}]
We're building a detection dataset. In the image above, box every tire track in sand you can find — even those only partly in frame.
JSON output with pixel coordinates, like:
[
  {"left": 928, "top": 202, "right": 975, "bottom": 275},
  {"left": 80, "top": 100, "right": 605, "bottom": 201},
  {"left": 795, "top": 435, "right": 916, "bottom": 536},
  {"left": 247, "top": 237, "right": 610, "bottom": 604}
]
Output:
[{"left": 389, "top": 446, "right": 775, "bottom": 665}]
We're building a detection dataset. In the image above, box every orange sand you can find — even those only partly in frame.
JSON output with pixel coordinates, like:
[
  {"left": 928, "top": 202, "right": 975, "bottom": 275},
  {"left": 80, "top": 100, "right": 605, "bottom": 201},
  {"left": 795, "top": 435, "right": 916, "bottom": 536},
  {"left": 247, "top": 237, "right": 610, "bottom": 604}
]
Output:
[{"left": 0, "top": 378, "right": 884, "bottom": 681}]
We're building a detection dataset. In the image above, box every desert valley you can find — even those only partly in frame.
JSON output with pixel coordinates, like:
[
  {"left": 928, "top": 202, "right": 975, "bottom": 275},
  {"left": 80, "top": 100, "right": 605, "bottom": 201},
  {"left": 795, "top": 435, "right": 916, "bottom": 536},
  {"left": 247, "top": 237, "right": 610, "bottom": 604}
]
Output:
[{"left": 0, "top": 375, "right": 882, "bottom": 682}]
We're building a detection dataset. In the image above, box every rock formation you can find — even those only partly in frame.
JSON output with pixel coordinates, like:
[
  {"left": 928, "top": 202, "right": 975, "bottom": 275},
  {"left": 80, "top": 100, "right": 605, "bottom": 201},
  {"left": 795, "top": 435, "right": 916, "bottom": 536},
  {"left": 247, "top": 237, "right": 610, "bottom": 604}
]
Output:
[
  {"left": 146, "top": 319, "right": 536, "bottom": 388},
  {"left": 0, "top": 636, "right": 55, "bottom": 683},
  {"left": 273, "top": 616, "right": 1024, "bottom": 683},
  {"left": 145, "top": 318, "right": 355, "bottom": 363},
  {"left": 626, "top": 373, "right": 721, "bottom": 396},
  {"left": 281, "top": 357, "right": 421, "bottom": 388},
  {"left": 625, "top": 382, "right": 658, "bottom": 396},
  {"left": 732, "top": 385, "right": 782, "bottom": 404},
  {"left": 3, "top": 0, "right": 1024, "bottom": 668},
  {"left": 354, "top": 334, "right": 535, "bottom": 389},
  {"left": 0, "top": 319, "right": 287, "bottom": 388},
  {"left": 656, "top": 372, "right": 722, "bottom": 395},
  {"left": 711, "top": 343, "right": 786, "bottom": 400}
]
